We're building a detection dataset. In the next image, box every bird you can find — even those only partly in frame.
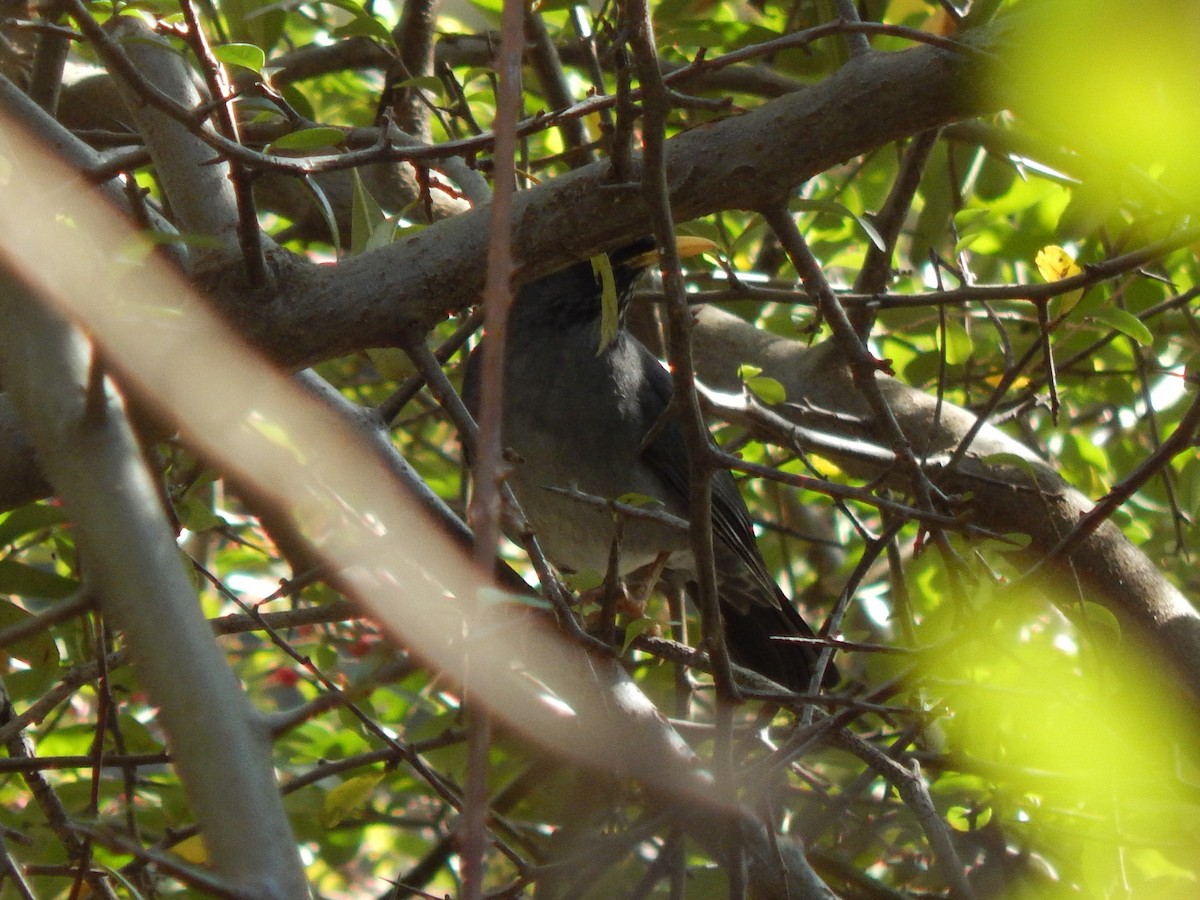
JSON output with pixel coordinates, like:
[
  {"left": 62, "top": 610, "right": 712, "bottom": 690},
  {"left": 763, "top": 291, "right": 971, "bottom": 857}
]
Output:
[{"left": 461, "top": 238, "right": 837, "bottom": 691}]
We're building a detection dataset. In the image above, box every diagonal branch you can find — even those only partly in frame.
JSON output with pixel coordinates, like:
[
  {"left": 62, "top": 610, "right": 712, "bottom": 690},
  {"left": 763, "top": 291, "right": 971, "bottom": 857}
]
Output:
[{"left": 0, "top": 268, "right": 309, "bottom": 896}]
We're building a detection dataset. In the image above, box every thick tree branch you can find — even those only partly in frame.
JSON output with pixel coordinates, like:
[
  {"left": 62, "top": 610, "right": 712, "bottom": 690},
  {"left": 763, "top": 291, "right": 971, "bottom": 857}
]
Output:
[
  {"left": 224, "top": 28, "right": 995, "bottom": 369},
  {"left": 103, "top": 16, "right": 265, "bottom": 270},
  {"left": 0, "top": 117, "right": 847, "bottom": 893},
  {"left": 0, "top": 268, "right": 310, "bottom": 897},
  {"left": 688, "top": 306, "right": 1200, "bottom": 709},
  {"left": 0, "top": 26, "right": 998, "bottom": 383}
]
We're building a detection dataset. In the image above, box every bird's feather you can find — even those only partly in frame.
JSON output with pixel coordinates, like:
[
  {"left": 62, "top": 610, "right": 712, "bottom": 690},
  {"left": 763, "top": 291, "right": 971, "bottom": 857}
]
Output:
[{"left": 462, "top": 243, "right": 836, "bottom": 691}]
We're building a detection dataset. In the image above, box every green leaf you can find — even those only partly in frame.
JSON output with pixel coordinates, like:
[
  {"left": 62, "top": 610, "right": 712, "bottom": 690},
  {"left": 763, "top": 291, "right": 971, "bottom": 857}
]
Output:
[
  {"left": 320, "top": 771, "right": 385, "bottom": 828},
  {"left": 318, "top": 0, "right": 375, "bottom": 16},
  {"left": 947, "top": 804, "right": 991, "bottom": 832},
  {"left": 592, "top": 254, "right": 618, "bottom": 354},
  {"left": 278, "top": 83, "right": 314, "bottom": 121},
  {"left": 745, "top": 375, "right": 786, "bottom": 405},
  {"left": 0, "top": 598, "right": 60, "bottom": 666},
  {"left": 562, "top": 569, "right": 604, "bottom": 593},
  {"left": 332, "top": 15, "right": 395, "bottom": 45},
  {"left": 350, "top": 170, "right": 385, "bottom": 256},
  {"left": 0, "top": 502, "right": 67, "bottom": 549},
  {"left": 941, "top": 319, "right": 974, "bottom": 365},
  {"left": 0, "top": 559, "right": 80, "bottom": 599},
  {"left": 175, "top": 495, "right": 225, "bottom": 533},
  {"left": 793, "top": 198, "right": 885, "bottom": 250},
  {"left": 1129, "top": 847, "right": 1199, "bottom": 882},
  {"left": 1089, "top": 306, "right": 1153, "bottom": 346},
  {"left": 980, "top": 451, "right": 1037, "bottom": 472},
  {"left": 300, "top": 172, "right": 339, "bottom": 248},
  {"left": 267, "top": 127, "right": 346, "bottom": 153},
  {"left": 621, "top": 617, "right": 655, "bottom": 655},
  {"left": 223, "top": 0, "right": 285, "bottom": 50},
  {"left": 952, "top": 207, "right": 992, "bottom": 231},
  {"left": 94, "top": 864, "right": 150, "bottom": 900},
  {"left": 317, "top": 0, "right": 397, "bottom": 46},
  {"left": 953, "top": 230, "right": 984, "bottom": 254},
  {"left": 737, "top": 364, "right": 785, "bottom": 403},
  {"left": 1072, "top": 286, "right": 1107, "bottom": 316},
  {"left": 212, "top": 42, "right": 266, "bottom": 73},
  {"left": 391, "top": 75, "right": 444, "bottom": 94},
  {"left": 615, "top": 492, "right": 663, "bottom": 508},
  {"left": 364, "top": 218, "right": 398, "bottom": 253}
]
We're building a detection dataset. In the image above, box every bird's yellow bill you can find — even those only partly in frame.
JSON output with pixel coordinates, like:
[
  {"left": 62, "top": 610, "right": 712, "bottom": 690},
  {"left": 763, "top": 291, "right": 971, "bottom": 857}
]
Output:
[
  {"left": 625, "top": 235, "right": 717, "bottom": 269},
  {"left": 674, "top": 234, "right": 719, "bottom": 260},
  {"left": 595, "top": 236, "right": 717, "bottom": 354}
]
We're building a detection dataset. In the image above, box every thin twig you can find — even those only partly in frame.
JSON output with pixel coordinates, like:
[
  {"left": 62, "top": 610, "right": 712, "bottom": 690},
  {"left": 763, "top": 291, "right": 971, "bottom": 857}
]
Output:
[
  {"left": 68, "top": 5, "right": 986, "bottom": 181},
  {"left": 462, "top": 0, "right": 529, "bottom": 888},
  {"left": 833, "top": 729, "right": 976, "bottom": 900},
  {"left": 627, "top": 3, "right": 750, "bottom": 894},
  {"left": 26, "top": 0, "right": 73, "bottom": 114},
  {"left": 176, "top": 0, "right": 266, "bottom": 284},
  {"left": 0, "top": 589, "right": 95, "bottom": 649},
  {"left": 387, "top": 0, "right": 440, "bottom": 139},
  {"left": 852, "top": 129, "right": 940, "bottom": 333},
  {"left": 525, "top": 7, "right": 594, "bottom": 168},
  {"left": 1022, "top": 387, "right": 1200, "bottom": 579},
  {"left": 0, "top": 831, "right": 37, "bottom": 900},
  {"left": 832, "top": 4, "right": 872, "bottom": 57},
  {"left": 764, "top": 206, "right": 954, "bottom": 555}
]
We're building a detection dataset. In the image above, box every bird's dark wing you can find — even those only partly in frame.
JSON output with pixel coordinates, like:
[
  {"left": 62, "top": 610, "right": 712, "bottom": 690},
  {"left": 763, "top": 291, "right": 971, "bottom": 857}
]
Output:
[
  {"left": 632, "top": 341, "right": 835, "bottom": 690},
  {"left": 631, "top": 341, "right": 779, "bottom": 600}
]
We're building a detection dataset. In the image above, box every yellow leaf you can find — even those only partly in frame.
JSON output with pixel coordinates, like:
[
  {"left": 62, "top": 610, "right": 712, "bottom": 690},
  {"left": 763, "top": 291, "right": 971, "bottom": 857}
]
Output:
[
  {"left": 1035, "top": 245, "right": 1082, "bottom": 282},
  {"left": 172, "top": 834, "right": 209, "bottom": 865},
  {"left": 366, "top": 347, "right": 416, "bottom": 380},
  {"left": 592, "top": 254, "right": 618, "bottom": 354},
  {"left": 1035, "top": 245, "right": 1084, "bottom": 315},
  {"left": 984, "top": 373, "right": 1030, "bottom": 390},
  {"left": 320, "top": 771, "right": 385, "bottom": 828}
]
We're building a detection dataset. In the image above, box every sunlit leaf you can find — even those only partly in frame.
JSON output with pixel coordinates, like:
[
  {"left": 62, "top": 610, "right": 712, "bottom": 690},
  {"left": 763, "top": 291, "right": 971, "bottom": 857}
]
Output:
[
  {"left": 0, "top": 502, "right": 67, "bottom": 548},
  {"left": 1089, "top": 306, "right": 1153, "bottom": 346},
  {"left": 947, "top": 804, "right": 992, "bottom": 832},
  {"left": 940, "top": 319, "right": 974, "bottom": 365},
  {"left": 736, "top": 363, "right": 786, "bottom": 404},
  {"left": 592, "top": 253, "right": 618, "bottom": 354},
  {"left": 794, "top": 198, "right": 886, "bottom": 250},
  {"left": 320, "top": 771, "right": 385, "bottom": 828},
  {"left": 332, "top": 16, "right": 395, "bottom": 44},
  {"left": 267, "top": 127, "right": 346, "bottom": 153},
  {"left": 172, "top": 835, "right": 210, "bottom": 865},
  {"left": 745, "top": 375, "right": 785, "bottom": 405},
  {"left": 1036, "top": 244, "right": 1085, "bottom": 314},
  {"left": 621, "top": 617, "right": 656, "bottom": 655},
  {"left": 175, "top": 494, "right": 225, "bottom": 532},
  {"left": 1002, "top": 0, "right": 1200, "bottom": 207},
  {"left": 212, "top": 42, "right": 265, "bottom": 73}
]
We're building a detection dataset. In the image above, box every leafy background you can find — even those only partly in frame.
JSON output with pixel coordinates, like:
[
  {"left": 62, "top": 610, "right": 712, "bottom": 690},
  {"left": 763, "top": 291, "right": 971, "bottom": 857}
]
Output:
[{"left": 2, "top": 0, "right": 1200, "bottom": 897}]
